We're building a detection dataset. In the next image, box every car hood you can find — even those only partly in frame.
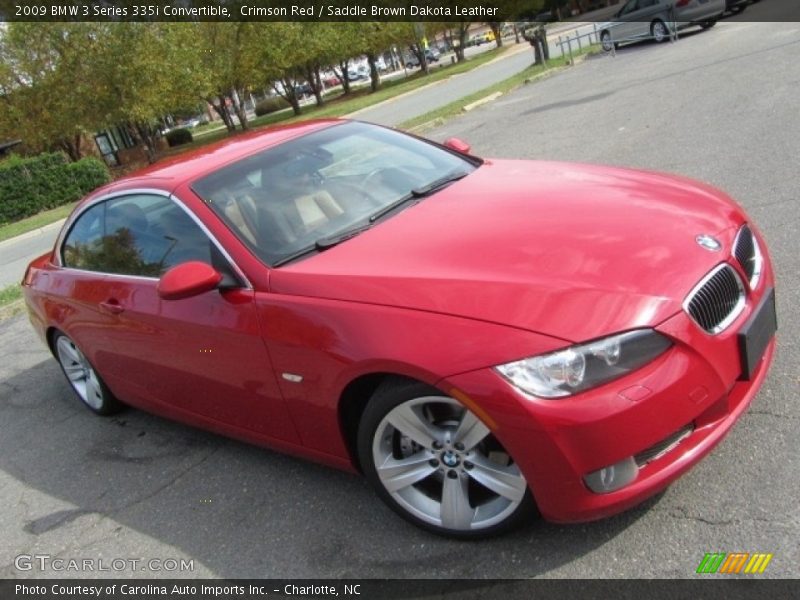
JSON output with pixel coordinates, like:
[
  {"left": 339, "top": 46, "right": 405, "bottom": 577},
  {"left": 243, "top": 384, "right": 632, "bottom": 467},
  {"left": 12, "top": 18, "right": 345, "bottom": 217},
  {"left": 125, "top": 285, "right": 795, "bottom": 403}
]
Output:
[{"left": 270, "top": 160, "right": 744, "bottom": 342}]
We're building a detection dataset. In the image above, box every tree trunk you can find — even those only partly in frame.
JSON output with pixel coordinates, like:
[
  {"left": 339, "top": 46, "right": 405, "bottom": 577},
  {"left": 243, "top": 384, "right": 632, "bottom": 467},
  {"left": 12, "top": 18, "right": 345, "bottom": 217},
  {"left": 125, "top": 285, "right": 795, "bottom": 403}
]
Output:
[
  {"left": 513, "top": 24, "right": 520, "bottom": 44},
  {"left": 410, "top": 44, "right": 429, "bottom": 75},
  {"left": 134, "top": 122, "right": 158, "bottom": 164},
  {"left": 455, "top": 24, "right": 470, "bottom": 62},
  {"left": 537, "top": 27, "right": 550, "bottom": 61},
  {"left": 306, "top": 65, "right": 324, "bottom": 106},
  {"left": 208, "top": 95, "right": 236, "bottom": 132},
  {"left": 367, "top": 53, "right": 381, "bottom": 92},
  {"left": 336, "top": 60, "right": 351, "bottom": 94},
  {"left": 231, "top": 89, "right": 249, "bottom": 131},
  {"left": 488, "top": 22, "right": 503, "bottom": 48},
  {"left": 276, "top": 79, "right": 302, "bottom": 116},
  {"left": 59, "top": 134, "right": 82, "bottom": 162}
]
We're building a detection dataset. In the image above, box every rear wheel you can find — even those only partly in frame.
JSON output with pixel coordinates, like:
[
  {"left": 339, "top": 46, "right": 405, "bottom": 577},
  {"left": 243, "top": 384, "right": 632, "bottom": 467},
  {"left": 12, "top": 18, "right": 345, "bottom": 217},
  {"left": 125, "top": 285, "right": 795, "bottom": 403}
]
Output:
[
  {"left": 358, "top": 379, "right": 535, "bottom": 538},
  {"left": 54, "top": 332, "right": 122, "bottom": 415},
  {"left": 601, "top": 31, "right": 616, "bottom": 52}
]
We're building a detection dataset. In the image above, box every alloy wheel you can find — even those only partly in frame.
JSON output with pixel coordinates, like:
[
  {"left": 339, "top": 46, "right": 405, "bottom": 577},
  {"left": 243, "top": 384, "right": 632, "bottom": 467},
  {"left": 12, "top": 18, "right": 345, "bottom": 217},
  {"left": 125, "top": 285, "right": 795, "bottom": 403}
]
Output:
[
  {"left": 653, "top": 21, "right": 668, "bottom": 43},
  {"left": 56, "top": 336, "right": 105, "bottom": 410},
  {"left": 371, "top": 396, "right": 528, "bottom": 532}
]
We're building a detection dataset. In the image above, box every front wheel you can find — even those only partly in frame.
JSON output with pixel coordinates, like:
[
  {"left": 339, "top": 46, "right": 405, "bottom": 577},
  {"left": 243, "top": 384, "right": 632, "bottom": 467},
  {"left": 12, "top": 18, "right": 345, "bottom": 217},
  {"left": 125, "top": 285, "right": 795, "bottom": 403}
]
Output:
[
  {"left": 358, "top": 379, "right": 535, "bottom": 538},
  {"left": 54, "top": 332, "right": 122, "bottom": 415},
  {"left": 651, "top": 20, "right": 669, "bottom": 43}
]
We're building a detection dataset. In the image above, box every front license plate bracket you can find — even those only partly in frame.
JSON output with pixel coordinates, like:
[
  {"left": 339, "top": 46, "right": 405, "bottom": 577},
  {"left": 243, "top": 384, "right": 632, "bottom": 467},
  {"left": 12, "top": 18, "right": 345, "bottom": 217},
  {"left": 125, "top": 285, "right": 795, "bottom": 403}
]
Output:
[{"left": 738, "top": 287, "right": 777, "bottom": 381}]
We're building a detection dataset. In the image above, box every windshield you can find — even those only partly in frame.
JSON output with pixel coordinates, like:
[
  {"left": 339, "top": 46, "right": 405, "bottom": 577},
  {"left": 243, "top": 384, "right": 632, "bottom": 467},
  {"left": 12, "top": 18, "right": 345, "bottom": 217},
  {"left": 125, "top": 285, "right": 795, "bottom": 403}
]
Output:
[{"left": 192, "top": 121, "right": 478, "bottom": 266}]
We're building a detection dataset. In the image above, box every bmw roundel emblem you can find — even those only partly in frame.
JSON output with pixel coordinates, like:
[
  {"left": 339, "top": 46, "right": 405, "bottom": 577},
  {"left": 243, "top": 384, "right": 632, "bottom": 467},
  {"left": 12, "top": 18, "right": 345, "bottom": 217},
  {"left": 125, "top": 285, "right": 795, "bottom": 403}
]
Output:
[{"left": 696, "top": 234, "right": 722, "bottom": 251}]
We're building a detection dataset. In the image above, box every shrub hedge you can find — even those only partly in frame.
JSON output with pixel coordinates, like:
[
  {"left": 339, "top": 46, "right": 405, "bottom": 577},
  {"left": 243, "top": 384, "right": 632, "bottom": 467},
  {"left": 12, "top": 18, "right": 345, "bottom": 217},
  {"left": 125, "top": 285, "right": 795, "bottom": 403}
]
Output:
[
  {"left": 255, "top": 96, "right": 290, "bottom": 116},
  {"left": 0, "top": 153, "right": 110, "bottom": 224},
  {"left": 165, "top": 128, "right": 193, "bottom": 147}
]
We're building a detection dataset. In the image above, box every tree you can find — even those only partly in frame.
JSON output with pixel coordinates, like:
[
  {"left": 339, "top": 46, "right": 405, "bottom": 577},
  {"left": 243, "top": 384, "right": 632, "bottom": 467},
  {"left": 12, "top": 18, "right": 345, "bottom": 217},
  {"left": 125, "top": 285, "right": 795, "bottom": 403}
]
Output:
[
  {"left": 261, "top": 22, "right": 309, "bottom": 116},
  {"left": 451, "top": 22, "right": 472, "bottom": 63},
  {"left": 92, "top": 23, "right": 203, "bottom": 162},
  {"left": 191, "top": 22, "right": 272, "bottom": 131},
  {"left": 0, "top": 23, "right": 106, "bottom": 159}
]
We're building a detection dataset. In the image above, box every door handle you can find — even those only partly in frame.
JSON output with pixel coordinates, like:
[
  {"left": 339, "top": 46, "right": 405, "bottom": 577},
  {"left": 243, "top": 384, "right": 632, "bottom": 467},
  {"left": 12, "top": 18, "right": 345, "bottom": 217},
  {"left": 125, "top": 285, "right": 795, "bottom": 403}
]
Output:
[{"left": 99, "top": 300, "right": 124, "bottom": 314}]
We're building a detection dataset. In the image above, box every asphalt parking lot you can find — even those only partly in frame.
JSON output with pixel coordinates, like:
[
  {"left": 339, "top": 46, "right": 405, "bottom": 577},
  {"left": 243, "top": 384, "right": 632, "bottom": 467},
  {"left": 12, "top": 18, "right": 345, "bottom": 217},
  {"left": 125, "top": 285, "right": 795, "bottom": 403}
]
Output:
[{"left": 1, "top": 16, "right": 798, "bottom": 579}]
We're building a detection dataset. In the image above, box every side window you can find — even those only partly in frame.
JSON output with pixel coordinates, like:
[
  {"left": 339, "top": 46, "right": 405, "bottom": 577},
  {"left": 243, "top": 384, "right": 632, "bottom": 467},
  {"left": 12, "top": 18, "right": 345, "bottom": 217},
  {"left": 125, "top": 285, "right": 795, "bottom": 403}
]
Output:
[
  {"left": 62, "top": 203, "right": 106, "bottom": 271},
  {"left": 62, "top": 195, "right": 213, "bottom": 277}
]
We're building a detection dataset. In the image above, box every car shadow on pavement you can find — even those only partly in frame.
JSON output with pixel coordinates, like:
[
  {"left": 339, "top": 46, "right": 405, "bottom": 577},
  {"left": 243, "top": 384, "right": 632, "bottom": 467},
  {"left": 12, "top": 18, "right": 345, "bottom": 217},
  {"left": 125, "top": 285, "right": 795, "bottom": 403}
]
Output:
[{"left": 0, "top": 354, "right": 656, "bottom": 578}]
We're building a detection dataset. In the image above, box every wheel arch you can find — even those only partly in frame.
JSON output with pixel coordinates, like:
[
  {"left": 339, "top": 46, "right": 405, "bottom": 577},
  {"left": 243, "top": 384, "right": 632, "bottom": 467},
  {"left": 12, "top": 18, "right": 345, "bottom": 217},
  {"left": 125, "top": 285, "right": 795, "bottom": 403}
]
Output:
[
  {"left": 45, "top": 326, "right": 62, "bottom": 357},
  {"left": 338, "top": 372, "right": 438, "bottom": 473}
]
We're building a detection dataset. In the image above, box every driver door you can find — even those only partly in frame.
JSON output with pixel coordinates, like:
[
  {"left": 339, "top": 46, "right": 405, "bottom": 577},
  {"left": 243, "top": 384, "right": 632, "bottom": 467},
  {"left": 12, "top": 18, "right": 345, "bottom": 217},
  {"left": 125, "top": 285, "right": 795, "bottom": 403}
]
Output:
[{"left": 63, "top": 192, "right": 299, "bottom": 443}]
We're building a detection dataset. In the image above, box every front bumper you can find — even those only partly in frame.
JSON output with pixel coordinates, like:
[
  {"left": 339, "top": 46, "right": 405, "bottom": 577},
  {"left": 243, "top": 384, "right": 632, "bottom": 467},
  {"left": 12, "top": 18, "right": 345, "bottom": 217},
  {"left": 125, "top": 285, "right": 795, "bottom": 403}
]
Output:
[{"left": 441, "top": 267, "right": 776, "bottom": 523}]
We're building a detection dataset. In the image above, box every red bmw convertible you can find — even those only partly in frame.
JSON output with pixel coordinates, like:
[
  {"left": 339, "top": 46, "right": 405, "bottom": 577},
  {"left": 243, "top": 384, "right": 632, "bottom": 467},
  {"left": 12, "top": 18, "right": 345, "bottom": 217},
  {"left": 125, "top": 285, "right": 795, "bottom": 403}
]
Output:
[{"left": 22, "top": 120, "right": 777, "bottom": 537}]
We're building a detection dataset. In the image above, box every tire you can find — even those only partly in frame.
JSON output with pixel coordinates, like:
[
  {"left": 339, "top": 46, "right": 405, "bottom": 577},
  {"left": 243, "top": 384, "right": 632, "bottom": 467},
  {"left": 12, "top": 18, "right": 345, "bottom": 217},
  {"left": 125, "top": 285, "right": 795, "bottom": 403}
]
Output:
[
  {"left": 651, "top": 20, "right": 669, "bottom": 43},
  {"left": 357, "top": 378, "right": 536, "bottom": 538},
  {"left": 53, "top": 332, "right": 123, "bottom": 415},
  {"left": 601, "top": 31, "right": 615, "bottom": 52},
  {"left": 701, "top": 19, "right": 718, "bottom": 29}
]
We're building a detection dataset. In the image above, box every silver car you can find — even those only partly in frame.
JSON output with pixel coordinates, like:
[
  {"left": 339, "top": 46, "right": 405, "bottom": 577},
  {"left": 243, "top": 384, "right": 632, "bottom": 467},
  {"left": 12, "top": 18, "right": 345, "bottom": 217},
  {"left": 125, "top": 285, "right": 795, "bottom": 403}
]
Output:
[{"left": 600, "top": 0, "right": 726, "bottom": 50}]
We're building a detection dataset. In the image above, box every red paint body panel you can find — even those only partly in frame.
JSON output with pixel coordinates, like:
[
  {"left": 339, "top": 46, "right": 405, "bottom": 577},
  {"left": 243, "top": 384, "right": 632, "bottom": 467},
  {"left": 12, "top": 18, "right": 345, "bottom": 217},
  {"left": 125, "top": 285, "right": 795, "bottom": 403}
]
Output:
[
  {"left": 271, "top": 160, "right": 744, "bottom": 342},
  {"left": 254, "top": 293, "right": 566, "bottom": 457},
  {"left": 22, "top": 120, "right": 777, "bottom": 525}
]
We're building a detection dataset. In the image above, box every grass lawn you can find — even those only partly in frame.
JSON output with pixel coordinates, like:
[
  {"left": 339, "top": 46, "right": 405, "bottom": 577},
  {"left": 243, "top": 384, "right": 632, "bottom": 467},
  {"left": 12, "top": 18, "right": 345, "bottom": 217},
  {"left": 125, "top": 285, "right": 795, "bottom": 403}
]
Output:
[
  {"left": 0, "top": 284, "right": 24, "bottom": 321},
  {"left": 0, "top": 284, "right": 22, "bottom": 306},
  {"left": 0, "top": 203, "right": 76, "bottom": 243}
]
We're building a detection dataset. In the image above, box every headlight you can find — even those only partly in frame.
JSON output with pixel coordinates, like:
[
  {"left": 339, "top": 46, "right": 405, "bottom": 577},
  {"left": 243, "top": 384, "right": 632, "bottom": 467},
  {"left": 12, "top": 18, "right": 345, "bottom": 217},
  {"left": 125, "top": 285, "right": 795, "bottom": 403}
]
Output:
[{"left": 495, "top": 330, "right": 672, "bottom": 398}]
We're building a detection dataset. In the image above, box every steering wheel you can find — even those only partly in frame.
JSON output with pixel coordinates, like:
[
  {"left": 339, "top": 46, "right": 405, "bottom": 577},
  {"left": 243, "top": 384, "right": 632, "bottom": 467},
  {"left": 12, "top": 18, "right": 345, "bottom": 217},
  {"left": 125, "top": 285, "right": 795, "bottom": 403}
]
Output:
[{"left": 359, "top": 168, "right": 386, "bottom": 193}]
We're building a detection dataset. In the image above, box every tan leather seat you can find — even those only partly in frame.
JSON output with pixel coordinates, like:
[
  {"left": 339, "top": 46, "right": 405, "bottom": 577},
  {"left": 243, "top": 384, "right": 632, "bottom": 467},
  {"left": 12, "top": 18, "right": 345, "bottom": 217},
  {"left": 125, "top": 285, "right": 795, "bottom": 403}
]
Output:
[{"left": 292, "top": 190, "right": 344, "bottom": 230}]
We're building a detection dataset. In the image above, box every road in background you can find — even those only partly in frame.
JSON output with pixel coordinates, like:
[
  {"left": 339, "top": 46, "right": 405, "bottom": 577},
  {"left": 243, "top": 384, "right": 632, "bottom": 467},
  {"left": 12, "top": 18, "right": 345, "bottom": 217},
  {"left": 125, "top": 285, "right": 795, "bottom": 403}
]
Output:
[
  {"left": 353, "top": 38, "right": 573, "bottom": 126},
  {"left": 1, "top": 10, "right": 798, "bottom": 579},
  {"left": 0, "top": 225, "right": 61, "bottom": 288}
]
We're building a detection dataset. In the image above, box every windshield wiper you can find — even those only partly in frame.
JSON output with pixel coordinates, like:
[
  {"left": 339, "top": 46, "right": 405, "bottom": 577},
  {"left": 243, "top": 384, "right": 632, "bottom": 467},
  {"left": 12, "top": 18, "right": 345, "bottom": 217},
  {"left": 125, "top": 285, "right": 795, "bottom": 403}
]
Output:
[
  {"left": 272, "top": 222, "right": 374, "bottom": 266},
  {"left": 272, "top": 245, "right": 319, "bottom": 267},
  {"left": 315, "top": 223, "right": 374, "bottom": 250},
  {"left": 368, "top": 170, "right": 469, "bottom": 223},
  {"left": 411, "top": 170, "right": 470, "bottom": 197}
]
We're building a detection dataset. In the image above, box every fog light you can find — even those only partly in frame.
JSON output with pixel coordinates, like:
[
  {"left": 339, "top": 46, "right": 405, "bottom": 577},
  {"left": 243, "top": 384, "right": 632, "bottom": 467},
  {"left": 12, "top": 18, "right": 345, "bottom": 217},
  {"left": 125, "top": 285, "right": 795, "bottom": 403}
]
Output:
[{"left": 584, "top": 457, "right": 638, "bottom": 493}]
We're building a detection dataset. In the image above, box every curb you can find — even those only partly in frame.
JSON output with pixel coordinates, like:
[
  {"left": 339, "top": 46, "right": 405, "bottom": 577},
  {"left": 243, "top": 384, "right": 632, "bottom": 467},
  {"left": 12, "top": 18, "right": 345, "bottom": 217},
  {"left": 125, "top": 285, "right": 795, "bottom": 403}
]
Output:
[
  {"left": 0, "top": 218, "right": 65, "bottom": 250},
  {"left": 407, "top": 51, "right": 595, "bottom": 131},
  {"left": 406, "top": 117, "right": 446, "bottom": 134},
  {"left": 463, "top": 92, "right": 503, "bottom": 112},
  {"left": 346, "top": 43, "right": 529, "bottom": 120}
]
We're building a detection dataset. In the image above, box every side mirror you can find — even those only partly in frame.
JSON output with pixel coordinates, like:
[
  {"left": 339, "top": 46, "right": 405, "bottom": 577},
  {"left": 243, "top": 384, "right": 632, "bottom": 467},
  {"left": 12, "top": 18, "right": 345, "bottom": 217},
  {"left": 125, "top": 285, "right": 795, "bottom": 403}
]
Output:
[
  {"left": 158, "top": 261, "right": 222, "bottom": 301},
  {"left": 444, "top": 137, "right": 471, "bottom": 155}
]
